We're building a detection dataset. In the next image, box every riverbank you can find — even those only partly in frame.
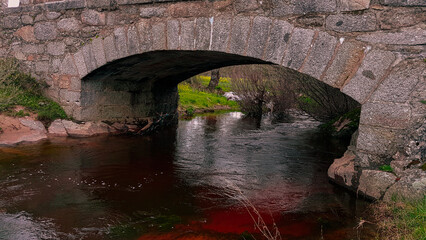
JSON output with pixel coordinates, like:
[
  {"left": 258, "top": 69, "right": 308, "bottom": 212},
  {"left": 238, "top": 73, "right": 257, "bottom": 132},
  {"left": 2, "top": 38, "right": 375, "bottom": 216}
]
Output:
[{"left": 178, "top": 80, "right": 239, "bottom": 118}]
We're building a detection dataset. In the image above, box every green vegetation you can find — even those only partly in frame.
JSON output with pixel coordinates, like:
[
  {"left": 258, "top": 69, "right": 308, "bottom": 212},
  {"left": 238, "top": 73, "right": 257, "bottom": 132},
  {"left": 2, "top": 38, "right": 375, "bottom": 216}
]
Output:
[
  {"left": 373, "top": 196, "right": 426, "bottom": 240},
  {"left": 178, "top": 81, "right": 239, "bottom": 117},
  {"left": 318, "top": 107, "right": 361, "bottom": 139},
  {"left": 420, "top": 100, "right": 426, "bottom": 105},
  {"left": 188, "top": 75, "right": 232, "bottom": 92},
  {"left": 0, "top": 58, "right": 67, "bottom": 123},
  {"left": 379, "top": 164, "right": 394, "bottom": 173}
]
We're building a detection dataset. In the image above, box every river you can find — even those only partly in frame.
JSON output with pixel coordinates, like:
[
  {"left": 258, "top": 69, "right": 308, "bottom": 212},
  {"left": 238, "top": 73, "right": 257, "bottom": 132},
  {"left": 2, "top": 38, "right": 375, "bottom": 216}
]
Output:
[{"left": 0, "top": 112, "right": 375, "bottom": 240}]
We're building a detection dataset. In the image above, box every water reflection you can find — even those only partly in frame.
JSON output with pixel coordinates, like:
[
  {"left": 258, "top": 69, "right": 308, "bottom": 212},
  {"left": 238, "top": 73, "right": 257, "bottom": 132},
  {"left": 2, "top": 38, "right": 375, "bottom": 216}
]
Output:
[{"left": 0, "top": 112, "right": 374, "bottom": 240}]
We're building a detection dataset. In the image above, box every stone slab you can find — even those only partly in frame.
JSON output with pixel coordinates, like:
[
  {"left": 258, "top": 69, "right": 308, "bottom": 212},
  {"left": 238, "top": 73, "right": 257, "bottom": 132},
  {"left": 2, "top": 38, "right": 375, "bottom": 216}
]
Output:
[
  {"left": 247, "top": 16, "right": 272, "bottom": 59},
  {"left": 60, "top": 54, "right": 78, "bottom": 76},
  {"left": 180, "top": 20, "right": 195, "bottom": 50},
  {"left": 151, "top": 22, "right": 166, "bottom": 50},
  {"left": 358, "top": 170, "right": 396, "bottom": 200},
  {"left": 34, "top": 22, "right": 58, "bottom": 40},
  {"left": 342, "top": 50, "right": 395, "bottom": 103},
  {"left": 357, "top": 27, "right": 426, "bottom": 45},
  {"left": 114, "top": 27, "right": 128, "bottom": 59},
  {"left": 47, "top": 42, "right": 66, "bottom": 56},
  {"left": 103, "top": 35, "right": 119, "bottom": 62},
  {"left": 282, "top": 27, "right": 315, "bottom": 70},
  {"left": 356, "top": 124, "right": 397, "bottom": 154},
  {"left": 194, "top": 17, "right": 211, "bottom": 51},
  {"left": 137, "top": 20, "right": 153, "bottom": 52},
  {"left": 211, "top": 17, "right": 232, "bottom": 52},
  {"left": 167, "top": 20, "right": 180, "bottom": 50},
  {"left": 338, "top": 0, "right": 370, "bottom": 11},
  {"left": 380, "top": 0, "right": 426, "bottom": 6},
  {"left": 326, "top": 13, "right": 376, "bottom": 32},
  {"left": 127, "top": 25, "right": 141, "bottom": 55},
  {"left": 229, "top": 16, "right": 251, "bottom": 55},
  {"left": 91, "top": 37, "right": 107, "bottom": 67},
  {"left": 360, "top": 102, "right": 411, "bottom": 129},
  {"left": 371, "top": 60, "right": 424, "bottom": 103},
  {"left": 323, "top": 40, "right": 365, "bottom": 88},
  {"left": 301, "top": 31, "right": 337, "bottom": 79},
  {"left": 264, "top": 20, "right": 294, "bottom": 64},
  {"left": 74, "top": 49, "right": 88, "bottom": 78},
  {"left": 57, "top": 17, "right": 81, "bottom": 32}
]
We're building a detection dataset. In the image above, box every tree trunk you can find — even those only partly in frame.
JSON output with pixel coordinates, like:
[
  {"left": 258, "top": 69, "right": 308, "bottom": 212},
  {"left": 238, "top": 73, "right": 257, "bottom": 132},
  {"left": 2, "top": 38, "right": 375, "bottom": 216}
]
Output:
[{"left": 207, "top": 69, "right": 220, "bottom": 90}]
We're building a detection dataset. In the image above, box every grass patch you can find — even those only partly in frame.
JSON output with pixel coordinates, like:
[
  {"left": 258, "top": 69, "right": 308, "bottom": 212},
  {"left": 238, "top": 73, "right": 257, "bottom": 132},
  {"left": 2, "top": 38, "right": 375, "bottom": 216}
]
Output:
[
  {"left": 178, "top": 83, "right": 239, "bottom": 116},
  {"left": 373, "top": 196, "right": 426, "bottom": 240},
  {"left": 0, "top": 58, "right": 67, "bottom": 123}
]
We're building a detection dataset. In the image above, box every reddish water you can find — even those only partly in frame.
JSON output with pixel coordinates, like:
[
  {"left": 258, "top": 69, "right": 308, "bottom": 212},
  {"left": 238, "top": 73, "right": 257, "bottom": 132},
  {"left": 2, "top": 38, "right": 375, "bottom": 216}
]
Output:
[{"left": 0, "top": 112, "right": 376, "bottom": 239}]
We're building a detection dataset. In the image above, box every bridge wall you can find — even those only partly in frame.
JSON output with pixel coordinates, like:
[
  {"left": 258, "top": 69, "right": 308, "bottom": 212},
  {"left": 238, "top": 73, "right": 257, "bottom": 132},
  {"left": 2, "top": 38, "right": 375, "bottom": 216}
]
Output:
[{"left": 0, "top": 0, "right": 425, "bottom": 199}]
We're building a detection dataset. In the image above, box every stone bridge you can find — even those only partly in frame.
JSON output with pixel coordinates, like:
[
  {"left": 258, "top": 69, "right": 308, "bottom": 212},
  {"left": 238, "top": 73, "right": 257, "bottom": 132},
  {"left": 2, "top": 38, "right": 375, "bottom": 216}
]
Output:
[{"left": 0, "top": 0, "right": 425, "bottom": 199}]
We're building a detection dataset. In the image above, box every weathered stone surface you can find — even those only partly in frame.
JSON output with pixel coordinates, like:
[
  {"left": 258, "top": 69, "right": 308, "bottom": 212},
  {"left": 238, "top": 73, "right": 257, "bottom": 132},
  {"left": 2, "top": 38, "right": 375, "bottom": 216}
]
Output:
[
  {"left": 211, "top": 17, "right": 232, "bottom": 52},
  {"left": 22, "top": 44, "right": 44, "bottom": 54},
  {"left": 81, "top": 9, "right": 106, "bottom": 26},
  {"left": 384, "top": 172, "right": 426, "bottom": 201},
  {"left": 19, "top": 119, "right": 46, "bottom": 133},
  {"left": 180, "top": 20, "right": 195, "bottom": 50},
  {"left": 338, "top": 0, "right": 370, "bottom": 11},
  {"left": 358, "top": 170, "right": 396, "bottom": 199},
  {"left": 59, "top": 90, "right": 81, "bottom": 105},
  {"left": 89, "top": 38, "right": 106, "bottom": 67},
  {"left": 357, "top": 125, "right": 397, "bottom": 154},
  {"left": 60, "top": 54, "right": 78, "bottom": 75},
  {"left": 114, "top": 27, "right": 128, "bottom": 59},
  {"left": 247, "top": 16, "right": 272, "bottom": 59},
  {"left": 168, "top": 2, "right": 207, "bottom": 18},
  {"left": 323, "top": 40, "right": 365, "bottom": 88},
  {"left": 35, "top": 61, "right": 49, "bottom": 73},
  {"left": 167, "top": 22, "right": 183, "bottom": 51},
  {"left": 47, "top": 42, "right": 66, "bottom": 56},
  {"left": 271, "top": 0, "right": 336, "bottom": 16},
  {"left": 357, "top": 27, "right": 426, "bottom": 45},
  {"left": 14, "top": 26, "right": 36, "bottom": 42},
  {"left": 74, "top": 49, "right": 88, "bottom": 78},
  {"left": 264, "top": 20, "right": 293, "bottom": 64},
  {"left": 137, "top": 20, "right": 152, "bottom": 52},
  {"left": 2, "top": 16, "right": 21, "bottom": 29},
  {"left": 194, "top": 18, "right": 211, "bottom": 51},
  {"left": 57, "top": 18, "right": 81, "bottom": 32},
  {"left": 46, "top": 12, "right": 61, "bottom": 20},
  {"left": 302, "top": 31, "right": 337, "bottom": 79},
  {"left": 229, "top": 16, "right": 251, "bottom": 55},
  {"left": 378, "top": 8, "right": 426, "bottom": 30},
  {"left": 127, "top": 25, "right": 140, "bottom": 55},
  {"left": 82, "top": 44, "right": 97, "bottom": 73},
  {"left": 103, "top": 35, "right": 119, "bottom": 62},
  {"left": 282, "top": 27, "right": 315, "bottom": 70},
  {"left": 371, "top": 60, "right": 424, "bottom": 103},
  {"left": 234, "top": 0, "right": 259, "bottom": 13},
  {"left": 328, "top": 151, "right": 356, "bottom": 187},
  {"left": 34, "top": 22, "right": 58, "bottom": 40},
  {"left": 21, "top": 15, "right": 34, "bottom": 25},
  {"left": 295, "top": 15, "right": 325, "bottom": 28},
  {"left": 48, "top": 119, "right": 68, "bottom": 137},
  {"left": 380, "top": 0, "right": 426, "bottom": 6},
  {"left": 151, "top": 22, "right": 166, "bottom": 50},
  {"left": 326, "top": 13, "right": 376, "bottom": 32},
  {"left": 360, "top": 102, "right": 411, "bottom": 129},
  {"left": 342, "top": 50, "right": 395, "bottom": 103},
  {"left": 140, "top": 7, "right": 166, "bottom": 18}
]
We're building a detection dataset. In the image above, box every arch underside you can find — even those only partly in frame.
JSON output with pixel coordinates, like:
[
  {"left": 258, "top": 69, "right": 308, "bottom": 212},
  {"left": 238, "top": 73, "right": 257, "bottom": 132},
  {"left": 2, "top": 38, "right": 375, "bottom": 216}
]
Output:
[{"left": 80, "top": 50, "right": 270, "bottom": 122}]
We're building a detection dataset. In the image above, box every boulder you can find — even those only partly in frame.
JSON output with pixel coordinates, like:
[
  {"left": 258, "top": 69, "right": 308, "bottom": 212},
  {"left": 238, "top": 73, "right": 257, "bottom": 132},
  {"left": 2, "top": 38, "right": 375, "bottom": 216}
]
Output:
[
  {"left": 47, "top": 119, "right": 68, "bottom": 137},
  {"left": 358, "top": 170, "right": 396, "bottom": 200},
  {"left": 328, "top": 151, "right": 356, "bottom": 188}
]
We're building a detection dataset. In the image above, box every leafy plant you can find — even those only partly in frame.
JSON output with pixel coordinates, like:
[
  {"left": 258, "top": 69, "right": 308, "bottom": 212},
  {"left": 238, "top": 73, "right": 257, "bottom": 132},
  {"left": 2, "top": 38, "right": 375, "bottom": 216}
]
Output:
[{"left": 379, "top": 165, "right": 393, "bottom": 172}]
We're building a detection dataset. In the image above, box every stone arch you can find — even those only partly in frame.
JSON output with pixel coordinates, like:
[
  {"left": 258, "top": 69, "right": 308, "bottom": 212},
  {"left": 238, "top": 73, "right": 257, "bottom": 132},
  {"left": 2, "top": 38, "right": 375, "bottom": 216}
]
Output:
[{"left": 58, "top": 16, "right": 387, "bottom": 121}]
